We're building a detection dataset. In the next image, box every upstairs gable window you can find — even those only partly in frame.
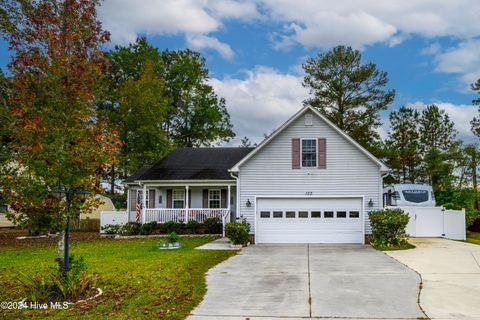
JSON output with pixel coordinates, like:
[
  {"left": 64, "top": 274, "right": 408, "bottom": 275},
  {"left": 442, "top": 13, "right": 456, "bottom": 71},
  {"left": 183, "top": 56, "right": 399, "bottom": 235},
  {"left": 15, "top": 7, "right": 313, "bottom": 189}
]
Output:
[{"left": 301, "top": 139, "right": 317, "bottom": 167}]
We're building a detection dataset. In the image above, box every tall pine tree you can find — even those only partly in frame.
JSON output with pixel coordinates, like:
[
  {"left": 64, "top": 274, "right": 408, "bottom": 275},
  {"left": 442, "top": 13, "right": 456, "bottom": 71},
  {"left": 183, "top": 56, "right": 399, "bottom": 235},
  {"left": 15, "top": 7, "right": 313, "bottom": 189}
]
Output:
[
  {"left": 303, "top": 45, "right": 395, "bottom": 155},
  {"left": 419, "top": 104, "right": 458, "bottom": 191},
  {"left": 385, "top": 107, "right": 421, "bottom": 183}
]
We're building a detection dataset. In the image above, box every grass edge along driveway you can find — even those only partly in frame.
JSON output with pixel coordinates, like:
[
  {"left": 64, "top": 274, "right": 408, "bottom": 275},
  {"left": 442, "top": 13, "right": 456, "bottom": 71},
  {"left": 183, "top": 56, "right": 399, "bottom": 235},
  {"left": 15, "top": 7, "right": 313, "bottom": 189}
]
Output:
[{"left": 0, "top": 236, "right": 236, "bottom": 319}]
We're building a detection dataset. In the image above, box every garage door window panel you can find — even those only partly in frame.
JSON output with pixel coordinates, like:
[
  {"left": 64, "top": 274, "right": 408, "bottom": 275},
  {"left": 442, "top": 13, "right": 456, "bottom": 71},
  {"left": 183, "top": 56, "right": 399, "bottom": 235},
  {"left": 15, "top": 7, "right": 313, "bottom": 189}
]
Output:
[
  {"left": 337, "top": 211, "right": 347, "bottom": 218},
  {"left": 349, "top": 211, "right": 360, "bottom": 218},
  {"left": 286, "top": 211, "right": 295, "bottom": 218},
  {"left": 324, "top": 211, "right": 334, "bottom": 218},
  {"left": 311, "top": 211, "right": 321, "bottom": 218},
  {"left": 260, "top": 211, "right": 270, "bottom": 218},
  {"left": 298, "top": 211, "right": 308, "bottom": 218},
  {"left": 273, "top": 211, "right": 283, "bottom": 218},
  {"left": 301, "top": 139, "right": 317, "bottom": 167}
]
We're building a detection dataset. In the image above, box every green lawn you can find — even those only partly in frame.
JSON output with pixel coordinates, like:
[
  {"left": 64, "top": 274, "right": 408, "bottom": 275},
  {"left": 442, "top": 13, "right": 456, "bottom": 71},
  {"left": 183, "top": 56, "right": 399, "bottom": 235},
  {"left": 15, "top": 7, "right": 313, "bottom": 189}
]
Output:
[
  {"left": 466, "top": 231, "right": 480, "bottom": 245},
  {"left": 0, "top": 236, "right": 236, "bottom": 319}
]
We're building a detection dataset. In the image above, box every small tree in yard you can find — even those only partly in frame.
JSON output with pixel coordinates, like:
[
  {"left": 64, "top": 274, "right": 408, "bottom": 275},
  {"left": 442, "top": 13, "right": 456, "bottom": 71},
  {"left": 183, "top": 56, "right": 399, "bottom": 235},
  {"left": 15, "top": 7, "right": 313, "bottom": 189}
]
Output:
[
  {"left": 369, "top": 209, "right": 410, "bottom": 249},
  {"left": 0, "top": 0, "right": 118, "bottom": 284}
]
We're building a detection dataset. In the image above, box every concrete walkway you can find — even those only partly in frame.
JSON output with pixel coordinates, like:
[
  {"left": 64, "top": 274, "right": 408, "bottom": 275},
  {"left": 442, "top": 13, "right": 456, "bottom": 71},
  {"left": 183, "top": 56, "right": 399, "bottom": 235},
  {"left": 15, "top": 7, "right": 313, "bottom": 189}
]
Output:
[
  {"left": 387, "top": 238, "right": 480, "bottom": 319},
  {"left": 189, "top": 244, "right": 424, "bottom": 319},
  {"left": 196, "top": 237, "right": 240, "bottom": 250}
]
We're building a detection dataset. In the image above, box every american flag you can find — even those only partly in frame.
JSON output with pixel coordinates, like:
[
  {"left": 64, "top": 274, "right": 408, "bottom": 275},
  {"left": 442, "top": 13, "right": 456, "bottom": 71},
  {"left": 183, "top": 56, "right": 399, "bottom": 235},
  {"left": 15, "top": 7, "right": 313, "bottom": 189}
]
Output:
[{"left": 136, "top": 201, "right": 141, "bottom": 223}]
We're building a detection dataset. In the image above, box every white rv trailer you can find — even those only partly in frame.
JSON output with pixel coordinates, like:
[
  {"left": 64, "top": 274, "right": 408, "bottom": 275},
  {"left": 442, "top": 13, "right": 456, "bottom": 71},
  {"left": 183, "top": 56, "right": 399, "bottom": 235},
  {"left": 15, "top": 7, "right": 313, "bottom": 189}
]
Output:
[{"left": 383, "top": 183, "right": 436, "bottom": 207}]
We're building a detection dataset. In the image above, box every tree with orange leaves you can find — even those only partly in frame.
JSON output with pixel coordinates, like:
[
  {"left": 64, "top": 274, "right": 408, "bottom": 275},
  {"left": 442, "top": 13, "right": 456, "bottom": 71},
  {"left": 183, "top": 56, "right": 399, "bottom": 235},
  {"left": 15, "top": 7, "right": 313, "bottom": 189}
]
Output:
[{"left": 0, "top": 0, "right": 119, "bottom": 257}]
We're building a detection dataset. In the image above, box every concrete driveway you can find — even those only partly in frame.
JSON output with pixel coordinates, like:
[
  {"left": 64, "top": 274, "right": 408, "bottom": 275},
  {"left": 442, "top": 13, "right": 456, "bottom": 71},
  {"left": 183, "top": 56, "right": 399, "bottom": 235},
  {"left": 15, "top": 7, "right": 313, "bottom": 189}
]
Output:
[
  {"left": 387, "top": 238, "right": 480, "bottom": 319},
  {"left": 189, "top": 244, "right": 424, "bottom": 319}
]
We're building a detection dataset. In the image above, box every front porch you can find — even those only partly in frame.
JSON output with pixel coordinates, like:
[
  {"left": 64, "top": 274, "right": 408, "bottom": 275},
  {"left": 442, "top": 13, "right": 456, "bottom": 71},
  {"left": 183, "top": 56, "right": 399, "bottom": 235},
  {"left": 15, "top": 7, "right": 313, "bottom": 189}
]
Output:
[{"left": 127, "top": 182, "right": 236, "bottom": 234}]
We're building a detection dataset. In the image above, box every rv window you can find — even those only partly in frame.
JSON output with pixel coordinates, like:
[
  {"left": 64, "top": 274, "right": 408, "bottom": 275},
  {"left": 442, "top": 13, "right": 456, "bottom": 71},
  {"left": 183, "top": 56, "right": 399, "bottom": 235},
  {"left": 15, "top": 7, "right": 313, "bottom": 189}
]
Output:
[{"left": 402, "top": 190, "right": 429, "bottom": 203}]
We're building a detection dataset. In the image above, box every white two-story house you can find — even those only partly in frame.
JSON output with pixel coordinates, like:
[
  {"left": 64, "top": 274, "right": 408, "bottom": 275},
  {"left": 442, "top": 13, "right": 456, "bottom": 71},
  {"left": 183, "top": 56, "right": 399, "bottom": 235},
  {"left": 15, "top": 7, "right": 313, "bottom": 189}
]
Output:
[{"left": 124, "top": 105, "right": 388, "bottom": 244}]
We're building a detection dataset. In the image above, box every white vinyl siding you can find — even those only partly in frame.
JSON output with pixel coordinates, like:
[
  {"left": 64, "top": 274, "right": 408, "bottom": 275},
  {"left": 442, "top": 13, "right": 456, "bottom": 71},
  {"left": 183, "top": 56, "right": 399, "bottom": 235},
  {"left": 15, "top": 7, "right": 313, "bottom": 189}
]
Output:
[{"left": 238, "top": 111, "right": 381, "bottom": 235}]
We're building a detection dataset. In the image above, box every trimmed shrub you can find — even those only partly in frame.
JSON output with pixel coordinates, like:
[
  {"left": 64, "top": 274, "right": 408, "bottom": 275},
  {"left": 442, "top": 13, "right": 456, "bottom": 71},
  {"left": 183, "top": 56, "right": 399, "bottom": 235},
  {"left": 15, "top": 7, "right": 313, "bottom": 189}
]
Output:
[
  {"left": 101, "top": 224, "right": 122, "bottom": 235},
  {"left": 119, "top": 222, "right": 141, "bottom": 236},
  {"left": 204, "top": 217, "right": 222, "bottom": 234},
  {"left": 369, "top": 209, "right": 409, "bottom": 248},
  {"left": 158, "top": 221, "right": 183, "bottom": 234},
  {"left": 186, "top": 220, "right": 200, "bottom": 234},
  {"left": 140, "top": 222, "right": 157, "bottom": 235},
  {"left": 225, "top": 219, "right": 250, "bottom": 245}
]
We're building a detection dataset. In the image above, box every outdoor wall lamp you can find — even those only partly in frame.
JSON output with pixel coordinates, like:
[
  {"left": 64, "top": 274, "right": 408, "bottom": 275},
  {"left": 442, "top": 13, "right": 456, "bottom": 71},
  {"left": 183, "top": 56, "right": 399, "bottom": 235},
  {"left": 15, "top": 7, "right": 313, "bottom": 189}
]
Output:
[
  {"left": 246, "top": 199, "right": 252, "bottom": 207},
  {"left": 368, "top": 198, "right": 374, "bottom": 207}
]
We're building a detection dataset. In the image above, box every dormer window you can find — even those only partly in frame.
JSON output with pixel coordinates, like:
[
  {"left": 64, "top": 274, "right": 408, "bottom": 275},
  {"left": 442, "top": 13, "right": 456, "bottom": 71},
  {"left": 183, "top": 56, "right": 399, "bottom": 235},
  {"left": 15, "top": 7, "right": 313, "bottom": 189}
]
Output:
[{"left": 301, "top": 139, "right": 317, "bottom": 167}]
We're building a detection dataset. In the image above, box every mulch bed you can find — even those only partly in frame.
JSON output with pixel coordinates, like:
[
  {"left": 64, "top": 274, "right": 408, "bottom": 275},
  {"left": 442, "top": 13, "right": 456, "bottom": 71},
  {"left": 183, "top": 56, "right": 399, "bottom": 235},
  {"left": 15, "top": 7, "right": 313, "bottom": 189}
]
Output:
[{"left": 0, "top": 229, "right": 100, "bottom": 247}]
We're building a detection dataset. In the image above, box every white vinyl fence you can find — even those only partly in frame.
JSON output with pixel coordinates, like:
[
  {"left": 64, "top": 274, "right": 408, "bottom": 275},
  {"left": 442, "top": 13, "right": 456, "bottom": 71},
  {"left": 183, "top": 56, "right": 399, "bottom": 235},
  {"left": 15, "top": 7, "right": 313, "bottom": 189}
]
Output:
[
  {"left": 100, "top": 211, "right": 128, "bottom": 233},
  {"left": 398, "top": 206, "right": 466, "bottom": 240}
]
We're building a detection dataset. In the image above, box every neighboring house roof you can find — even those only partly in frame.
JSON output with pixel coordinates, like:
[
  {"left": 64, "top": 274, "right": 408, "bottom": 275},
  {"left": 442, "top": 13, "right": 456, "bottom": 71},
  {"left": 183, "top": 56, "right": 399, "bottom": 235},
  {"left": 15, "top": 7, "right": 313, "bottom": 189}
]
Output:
[
  {"left": 229, "top": 105, "right": 389, "bottom": 172},
  {"left": 125, "top": 147, "right": 254, "bottom": 183}
]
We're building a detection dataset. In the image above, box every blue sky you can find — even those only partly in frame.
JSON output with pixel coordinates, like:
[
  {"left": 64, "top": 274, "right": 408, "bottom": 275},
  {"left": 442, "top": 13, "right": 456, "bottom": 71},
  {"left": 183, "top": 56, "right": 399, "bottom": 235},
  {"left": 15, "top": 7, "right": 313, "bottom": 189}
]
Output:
[{"left": 2, "top": 0, "right": 480, "bottom": 144}]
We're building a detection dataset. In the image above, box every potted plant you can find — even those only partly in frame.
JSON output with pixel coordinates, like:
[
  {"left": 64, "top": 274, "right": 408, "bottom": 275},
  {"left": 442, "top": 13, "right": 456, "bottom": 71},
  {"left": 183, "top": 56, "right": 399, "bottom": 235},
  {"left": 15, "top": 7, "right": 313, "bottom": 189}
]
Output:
[{"left": 158, "top": 232, "right": 181, "bottom": 250}]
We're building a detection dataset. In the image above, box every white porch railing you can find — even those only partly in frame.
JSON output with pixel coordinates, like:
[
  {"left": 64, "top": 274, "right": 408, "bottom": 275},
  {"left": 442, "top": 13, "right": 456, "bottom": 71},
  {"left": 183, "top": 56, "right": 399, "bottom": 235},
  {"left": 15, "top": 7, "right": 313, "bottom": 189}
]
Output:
[{"left": 144, "top": 208, "right": 230, "bottom": 224}]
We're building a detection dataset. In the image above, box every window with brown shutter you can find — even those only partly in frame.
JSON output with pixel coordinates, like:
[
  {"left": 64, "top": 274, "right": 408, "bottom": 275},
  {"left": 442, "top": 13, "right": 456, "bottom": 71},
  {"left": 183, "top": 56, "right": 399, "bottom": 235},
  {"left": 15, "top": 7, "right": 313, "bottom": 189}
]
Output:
[
  {"left": 166, "top": 189, "right": 172, "bottom": 208},
  {"left": 292, "top": 138, "right": 300, "bottom": 169},
  {"left": 202, "top": 189, "right": 208, "bottom": 208},
  {"left": 221, "top": 189, "right": 227, "bottom": 208},
  {"left": 318, "top": 138, "right": 326, "bottom": 169},
  {"left": 148, "top": 189, "right": 155, "bottom": 208},
  {"left": 130, "top": 189, "right": 136, "bottom": 211}
]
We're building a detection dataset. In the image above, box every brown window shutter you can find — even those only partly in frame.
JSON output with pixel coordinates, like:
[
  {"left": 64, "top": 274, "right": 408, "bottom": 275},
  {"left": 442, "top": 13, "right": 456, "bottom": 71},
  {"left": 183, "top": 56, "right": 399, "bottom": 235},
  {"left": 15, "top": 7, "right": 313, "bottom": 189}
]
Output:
[
  {"left": 292, "top": 138, "right": 300, "bottom": 169},
  {"left": 318, "top": 138, "right": 326, "bottom": 169},
  {"left": 221, "top": 189, "right": 227, "bottom": 208},
  {"left": 166, "top": 189, "right": 172, "bottom": 208},
  {"left": 148, "top": 189, "right": 155, "bottom": 208},
  {"left": 203, "top": 189, "right": 208, "bottom": 208},
  {"left": 130, "top": 189, "right": 137, "bottom": 211},
  {"left": 188, "top": 190, "right": 192, "bottom": 208}
]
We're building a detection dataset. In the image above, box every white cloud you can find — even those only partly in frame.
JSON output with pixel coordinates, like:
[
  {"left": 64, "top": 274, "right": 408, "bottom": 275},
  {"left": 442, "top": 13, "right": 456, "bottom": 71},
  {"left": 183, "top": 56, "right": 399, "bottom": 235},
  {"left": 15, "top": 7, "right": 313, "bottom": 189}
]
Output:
[
  {"left": 286, "top": 12, "right": 396, "bottom": 50},
  {"left": 210, "top": 66, "right": 308, "bottom": 144},
  {"left": 99, "top": 0, "right": 219, "bottom": 44},
  {"left": 208, "top": 0, "right": 260, "bottom": 20},
  {"left": 259, "top": 0, "right": 480, "bottom": 49},
  {"left": 430, "top": 39, "right": 480, "bottom": 88},
  {"left": 405, "top": 101, "right": 478, "bottom": 142},
  {"left": 98, "top": 0, "right": 259, "bottom": 59},
  {"left": 186, "top": 34, "right": 235, "bottom": 60},
  {"left": 420, "top": 42, "right": 441, "bottom": 56}
]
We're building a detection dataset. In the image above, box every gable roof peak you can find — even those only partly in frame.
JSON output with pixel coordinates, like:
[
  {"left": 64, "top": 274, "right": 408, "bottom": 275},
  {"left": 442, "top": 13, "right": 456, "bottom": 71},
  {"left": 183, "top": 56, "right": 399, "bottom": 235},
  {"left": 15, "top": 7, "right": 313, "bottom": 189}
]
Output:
[{"left": 230, "top": 105, "right": 389, "bottom": 172}]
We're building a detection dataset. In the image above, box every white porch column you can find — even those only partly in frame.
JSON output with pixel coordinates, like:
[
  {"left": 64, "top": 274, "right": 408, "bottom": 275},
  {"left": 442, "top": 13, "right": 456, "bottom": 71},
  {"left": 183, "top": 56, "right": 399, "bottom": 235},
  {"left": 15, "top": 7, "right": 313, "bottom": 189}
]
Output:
[
  {"left": 185, "top": 185, "right": 189, "bottom": 223},
  {"left": 227, "top": 185, "right": 231, "bottom": 211},
  {"left": 142, "top": 184, "right": 147, "bottom": 223},
  {"left": 222, "top": 185, "right": 231, "bottom": 237}
]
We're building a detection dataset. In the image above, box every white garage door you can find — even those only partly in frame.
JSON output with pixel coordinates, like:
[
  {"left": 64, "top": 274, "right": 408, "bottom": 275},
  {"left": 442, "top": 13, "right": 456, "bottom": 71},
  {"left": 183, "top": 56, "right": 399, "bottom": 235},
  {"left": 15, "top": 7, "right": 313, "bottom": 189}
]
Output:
[{"left": 256, "top": 197, "right": 363, "bottom": 244}]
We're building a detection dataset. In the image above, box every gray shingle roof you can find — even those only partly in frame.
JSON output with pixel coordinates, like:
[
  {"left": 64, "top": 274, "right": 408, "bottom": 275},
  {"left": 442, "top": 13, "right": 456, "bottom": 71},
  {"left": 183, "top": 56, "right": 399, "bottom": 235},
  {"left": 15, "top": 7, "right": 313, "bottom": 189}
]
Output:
[{"left": 124, "top": 147, "right": 254, "bottom": 182}]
